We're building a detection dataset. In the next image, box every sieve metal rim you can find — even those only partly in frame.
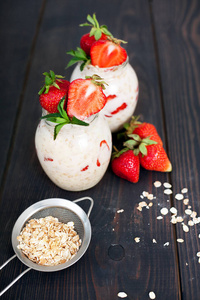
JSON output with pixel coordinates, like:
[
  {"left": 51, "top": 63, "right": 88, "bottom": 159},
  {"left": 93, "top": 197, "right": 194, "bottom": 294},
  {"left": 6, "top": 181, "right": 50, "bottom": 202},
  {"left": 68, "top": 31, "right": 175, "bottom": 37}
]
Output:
[{"left": 11, "top": 197, "right": 92, "bottom": 272}]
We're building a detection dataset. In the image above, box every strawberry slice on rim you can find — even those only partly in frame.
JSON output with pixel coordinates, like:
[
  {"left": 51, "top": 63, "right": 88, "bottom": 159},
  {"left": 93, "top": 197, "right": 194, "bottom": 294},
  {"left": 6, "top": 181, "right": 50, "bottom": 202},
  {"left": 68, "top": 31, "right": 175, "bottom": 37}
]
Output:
[
  {"left": 90, "top": 38, "right": 127, "bottom": 68},
  {"left": 67, "top": 75, "right": 107, "bottom": 120}
]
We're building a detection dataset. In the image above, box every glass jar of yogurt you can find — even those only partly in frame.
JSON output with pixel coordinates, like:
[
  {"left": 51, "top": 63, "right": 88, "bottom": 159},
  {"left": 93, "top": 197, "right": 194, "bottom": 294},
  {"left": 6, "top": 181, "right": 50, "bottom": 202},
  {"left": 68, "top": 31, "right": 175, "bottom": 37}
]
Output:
[
  {"left": 70, "top": 58, "right": 139, "bottom": 133},
  {"left": 35, "top": 113, "right": 112, "bottom": 191}
]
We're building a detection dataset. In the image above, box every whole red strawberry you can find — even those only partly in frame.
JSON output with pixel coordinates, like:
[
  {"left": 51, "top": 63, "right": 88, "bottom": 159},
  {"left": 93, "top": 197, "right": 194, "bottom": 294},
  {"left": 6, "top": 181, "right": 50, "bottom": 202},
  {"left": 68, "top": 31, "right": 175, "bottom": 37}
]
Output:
[
  {"left": 125, "top": 117, "right": 163, "bottom": 146},
  {"left": 79, "top": 13, "right": 112, "bottom": 56},
  {"left": 38, "top": 70, "right": 70, "bottom": 113},
  {"left": 139, "top": 144, "right": 172, "bottom": 172},
  {"left": 111, "top": 149, "right": 140, "bottom": 183}
]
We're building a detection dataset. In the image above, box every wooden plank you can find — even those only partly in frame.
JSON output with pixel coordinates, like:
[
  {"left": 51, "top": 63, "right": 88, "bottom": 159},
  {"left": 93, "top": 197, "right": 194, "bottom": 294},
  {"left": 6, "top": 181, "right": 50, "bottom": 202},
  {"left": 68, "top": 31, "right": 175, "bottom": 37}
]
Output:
[
  {"left": 0, "top": 0, "right": 44, "bottom": 185},
  {"left": 0, "top": 0, "right": 181, "bottom": 299},
  {"left": 151, "top": 0, "right": 200, "bottom": 299}
]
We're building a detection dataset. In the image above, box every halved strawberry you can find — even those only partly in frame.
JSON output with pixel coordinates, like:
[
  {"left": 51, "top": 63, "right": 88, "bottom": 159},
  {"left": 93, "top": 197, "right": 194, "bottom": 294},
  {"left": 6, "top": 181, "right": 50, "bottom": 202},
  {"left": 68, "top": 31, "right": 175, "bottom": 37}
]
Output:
[
  {"left": 67, "top": 75, "right": 107, "bottom": 120},
  {"left": 39, "top": 70, "right": 70, "bottom": 113},
  {"left": 90, "top": 39, "right": 127, "bottom": 68}
]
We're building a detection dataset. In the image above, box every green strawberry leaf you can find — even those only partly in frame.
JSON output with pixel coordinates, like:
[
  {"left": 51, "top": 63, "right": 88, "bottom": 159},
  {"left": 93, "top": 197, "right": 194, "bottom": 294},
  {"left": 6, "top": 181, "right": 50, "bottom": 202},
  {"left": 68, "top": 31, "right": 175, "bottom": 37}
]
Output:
[
  {"left": 94, "top": 28, "right": 102, "bottom": 40},
  {"left": 133, "top": 148, "right": 140, "bottom": 156},
  {"left": 128, "top": 134, "right": 142, "bottom": 142},
  {"left": 54, "top": 123, "right": 68, "bottom": 140},
  {"left": 142, "top": 137, "right": 157, "bottom": 145},
  {"left": 123, "top": 139, "right": 139, "bottom": 149},
  {"left": 139, "top": 143, "right": 147, "bottom": 156},
  {"left": 57, "top": 97, "right": 69, "bottom": 121},
  {"left": 112, "top": 147, "right": 129, "bottom": 160},
  {"left": 71, "top": 116, "right": 89, "bottom": 126},
  {"left": 66, "top": 47, "right": 91, "bottom": 70},
  {"left": 87, "top": 14, "right": 96, "bottom": 26},
  {"left": 41, "top": 113, "right": 61, "bottom": 120},
  {"left": 38, "top": 70, "right": 65, "bottom": 95},
  {"left": 80, "top": 13, "right": 113, "bottom": 39}
]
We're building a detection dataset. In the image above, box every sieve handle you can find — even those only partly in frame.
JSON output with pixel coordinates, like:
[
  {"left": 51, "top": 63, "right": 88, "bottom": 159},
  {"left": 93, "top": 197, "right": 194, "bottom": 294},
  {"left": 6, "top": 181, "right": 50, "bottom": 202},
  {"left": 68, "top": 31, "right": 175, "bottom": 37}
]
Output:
[
  {"left": 73, "top": 196, "right": 94, "bottom": 217},
  {"left": 0, "top": 254, "right": 31, "bottom": 296},
  {"left": 0, "top": 267, "right": 31, "bottom": 296}
]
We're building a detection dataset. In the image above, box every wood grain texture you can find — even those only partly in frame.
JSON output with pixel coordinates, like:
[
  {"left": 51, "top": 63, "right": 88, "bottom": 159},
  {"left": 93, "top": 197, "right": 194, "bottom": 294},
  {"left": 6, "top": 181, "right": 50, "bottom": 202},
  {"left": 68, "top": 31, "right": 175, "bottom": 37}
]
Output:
[
  {"left": 152, "top": 0, "right": 200, "bottom": 299},
  {"left": 0, "top": 0, "right": 44, "bottom": 185},
  {"left": 1, "top": 0, "right": 199, "bottom": 299}
]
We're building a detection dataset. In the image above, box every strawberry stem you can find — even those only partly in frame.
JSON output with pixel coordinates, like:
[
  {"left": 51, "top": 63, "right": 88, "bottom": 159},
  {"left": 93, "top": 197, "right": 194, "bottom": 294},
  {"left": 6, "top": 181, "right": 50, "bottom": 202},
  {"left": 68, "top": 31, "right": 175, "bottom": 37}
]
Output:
[
  {"left": 38, "top": 70, "right": 65, "bottom": 95},
  {"left": 80, "top": 13, "right": 113, "bottom": 40}
]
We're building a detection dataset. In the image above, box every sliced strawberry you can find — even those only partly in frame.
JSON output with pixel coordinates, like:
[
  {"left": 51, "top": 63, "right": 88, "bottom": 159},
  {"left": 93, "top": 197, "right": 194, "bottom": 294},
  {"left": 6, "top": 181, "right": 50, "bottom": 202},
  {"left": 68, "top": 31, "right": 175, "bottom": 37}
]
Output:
[
  {"left": 67, "top": 76, "right": 107, "bottom": 120},
  {"left": 39, "top": 71, "right": 70, "bottom": 113},
  {"left": 80, "top": 32, "right": 108, "bottom": 56},
  {"left": 90, "top": 39, "right": 127, "bottom": 68}
]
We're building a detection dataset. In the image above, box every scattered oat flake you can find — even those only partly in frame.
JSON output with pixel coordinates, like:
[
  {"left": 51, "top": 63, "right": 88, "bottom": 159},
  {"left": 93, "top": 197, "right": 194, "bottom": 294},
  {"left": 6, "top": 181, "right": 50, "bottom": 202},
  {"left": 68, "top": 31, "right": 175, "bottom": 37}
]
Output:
[
  {"left": 198, "top": 258, "right": 200, "bottom": 264},
  {"left": 177, "top": 239, "right": 184, "bottom": 243},
  {"left": 175, "top": 193, "right": 184, "bottom": 200},
  {"left": 188, "top": 220, "right": 194, "bottom": 226},
  {"left": 160, "top": 208, "right": 168, "bottom": 215},
  {"left": 170, "top": 207, "right": 177, "bottom": 214},
  {"left": 147, "top": 194, "right": 154, "bottom": 200},
  {"left": 190, "top": 211, "right": 197, "bottom": 218},
  {"left": 183, "top": 199, "right": 189, "bottom": 205},
  {"left": 196, "top": 252, "right": 200, "bottom": 257},
  {"left": 163, "top": 182, "right": 172, "bottom": 188},
  {"left": 182, "top": 224, "right": 189, "bottom": 232},
  {"left": 152, "top": 239, "right": 157, "bottom": 243},
  {"left": 171, "top": 217, "right": 177, "bottom": 224},
  {"left": 181, "top": 188, "right": 188, "bottom": 194},
  {"left": 199, "top": 234, "right": 200, "bottom": 238},
  {"left": 176, "top": 216, "right": 184, "bottom": 222},
  {"left": 134, "top": 237, "right": 140, "bottom": 243},
  {"left": 117, "top": 209, "right": 124, "bottom": 213},
  {"left": 149, "top": 291, "right": 156, "bottom": 299},
  {"left": 185, "top": 209, "right": 192, "bottom": 215},
  {"left": 118, "top": 292, "right": 127, "bottom": 298},
  {"left": 164, "top": 189, "right": 173, "bottom": 195},
  {"left": 143, "top": 191, "right": 149, "bottom": 197},
  {"left": 157, "top": 216, "right": 163, "bottom": 220},
  {"left": 149, "top": 202, "right": 153, "bottom": 207},
  {"left": 154, "top": 181, "right": 161, "bottom": 188},
  {"left": 164, "top": 242, "right": 169, "bottom": 246}
]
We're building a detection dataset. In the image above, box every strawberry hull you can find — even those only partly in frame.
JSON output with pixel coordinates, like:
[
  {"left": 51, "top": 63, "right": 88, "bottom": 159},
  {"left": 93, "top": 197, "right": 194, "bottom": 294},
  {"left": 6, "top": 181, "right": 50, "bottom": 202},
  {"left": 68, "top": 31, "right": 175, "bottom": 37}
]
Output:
[
  {"left": 35, "top": 114, "right": 112, "bottom": 191},
  {"left": 70, "top": 58, "right": 139, "bottom": 133}
]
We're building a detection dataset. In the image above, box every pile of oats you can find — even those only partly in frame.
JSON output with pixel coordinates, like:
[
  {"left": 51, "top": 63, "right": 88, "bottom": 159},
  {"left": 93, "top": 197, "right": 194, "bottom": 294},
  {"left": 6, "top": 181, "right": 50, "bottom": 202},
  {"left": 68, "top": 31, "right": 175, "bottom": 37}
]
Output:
[{"left": 17, "top": 216, "right": 81, "bottom": 266}]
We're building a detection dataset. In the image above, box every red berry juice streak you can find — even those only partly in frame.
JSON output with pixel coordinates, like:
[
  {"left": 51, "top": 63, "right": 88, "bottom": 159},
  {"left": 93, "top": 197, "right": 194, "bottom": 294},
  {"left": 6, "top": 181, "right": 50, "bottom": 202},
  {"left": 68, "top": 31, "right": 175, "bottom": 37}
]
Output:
[
  {"left": 44, "top": 157, "right": 53, "bottom": 161},
  {"left": 81, "top": 165, "right": 89, "bottom": 172},
  {"left": 96, "top": 139, "right": 110, "bottom": 167},
  {"left": 110, "top": 102, "right": 127, "bottom": 115}
]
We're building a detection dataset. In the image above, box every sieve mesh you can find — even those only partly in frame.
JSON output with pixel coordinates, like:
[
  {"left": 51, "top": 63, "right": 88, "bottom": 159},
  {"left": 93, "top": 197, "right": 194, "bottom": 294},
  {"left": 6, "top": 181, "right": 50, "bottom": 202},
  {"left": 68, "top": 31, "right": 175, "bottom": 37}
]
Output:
[{"left": 11, "top": 197, "right": 93, "bottom": 272}]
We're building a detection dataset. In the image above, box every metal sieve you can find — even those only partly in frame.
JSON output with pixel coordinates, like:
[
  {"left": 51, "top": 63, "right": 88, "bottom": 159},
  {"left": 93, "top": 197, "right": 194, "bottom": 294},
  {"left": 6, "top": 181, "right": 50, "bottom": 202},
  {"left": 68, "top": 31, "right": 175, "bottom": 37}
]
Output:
[{"left": 0, "top": 196, "right": 94, "bottom": 296}]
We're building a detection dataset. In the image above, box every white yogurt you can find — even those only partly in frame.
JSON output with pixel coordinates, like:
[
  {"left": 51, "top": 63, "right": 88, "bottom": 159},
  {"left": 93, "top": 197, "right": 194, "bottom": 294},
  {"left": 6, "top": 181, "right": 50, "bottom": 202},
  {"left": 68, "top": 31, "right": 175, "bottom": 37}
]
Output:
[
  {"left": 35, "top": 114, "right": 112, "bottom": 191},
  {"left": 70, "top": 58, "right": 139, "bottom": 132}
]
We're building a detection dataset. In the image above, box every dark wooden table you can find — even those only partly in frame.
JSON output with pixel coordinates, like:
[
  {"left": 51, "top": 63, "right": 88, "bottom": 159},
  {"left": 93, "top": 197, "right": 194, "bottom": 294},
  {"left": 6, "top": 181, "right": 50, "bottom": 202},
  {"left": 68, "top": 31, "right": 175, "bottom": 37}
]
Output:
[{"left": 0, "top": 0, "right": 200, "bottom": 299}]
